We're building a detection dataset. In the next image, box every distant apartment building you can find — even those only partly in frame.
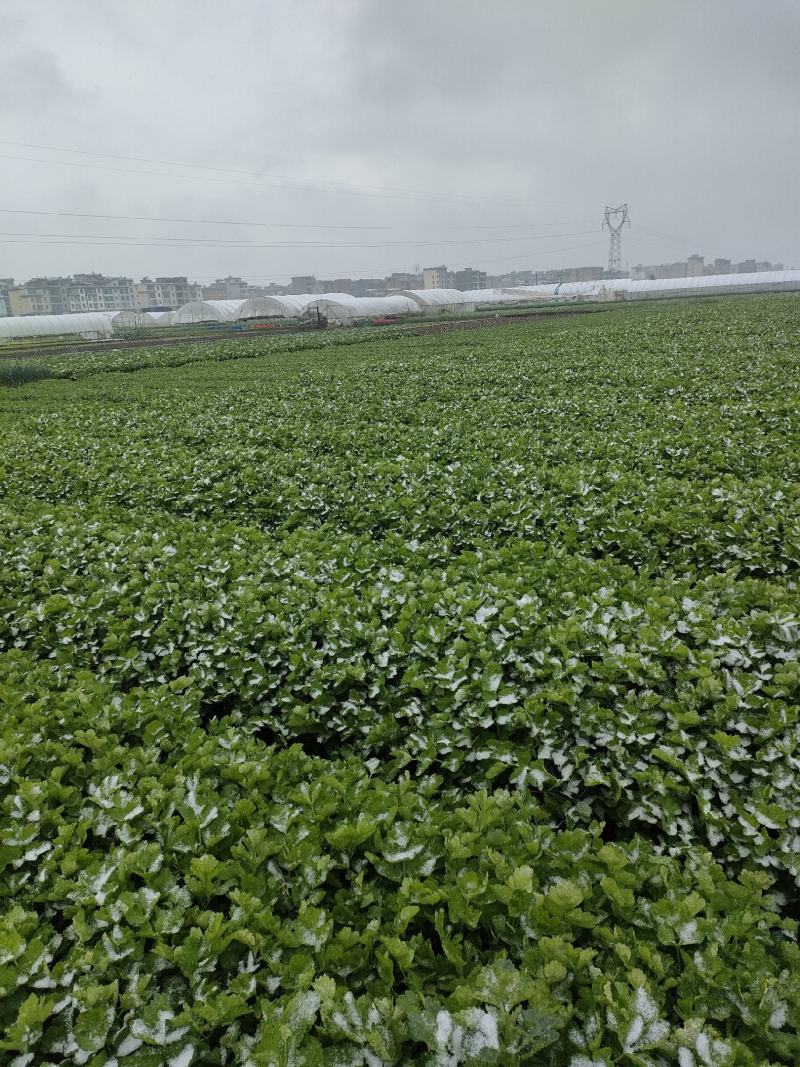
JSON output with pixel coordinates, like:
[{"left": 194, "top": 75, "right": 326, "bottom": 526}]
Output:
[
  {"left": 454, "top": 267, "right": 487, "bottom": 291},
  {"left": 200, "top": 276, "right": 252, "bottom": 300},
  {"left": 385, "top": 271, "right": 422, "bottom": 292},
  {"left": 68, "top": 274, "right": 135, "bottom": 311},
  {"left": 9, "top": 286, "right": 53, "bottom": 315},
  {"left": 135, "top": 277, "right": 202, "bottom": 310},
  {"left": 631, "top": 256, "right": 785, "bottom": 281},
  {"left": 423, "top": 265, "right": 453, "bottom": 289},
  {"left": 630, "top": 261, "right": 688, "bottom": 281},
  {"left": 243, "top": 283, "right": 286, "bottom": 298},
  {"left": 351, "top": 277, "right": 386, "bottom": 297},
  {"left": 321, "top": 278, "right": 355, "bottom": 295},
  {"left": 9, "top": 277, "right": 73, "bottom": 316},
  {"left": 288, "top": 275, "right": 322, "bottom": 295},
  {"left": 489, "top": 265, "right": 605, "bottom": 286},
  {"left": 486, "top": 269, "right": 538, "bottom": 287},
  {"left": 0, "top": 279, "right": 14, "bottom": 317},
  {"left": 549, "top": 265, "right": 605, "bottom": 283},
  {"left": 573, "top": 266, "right": 606, "bottom": 282}
]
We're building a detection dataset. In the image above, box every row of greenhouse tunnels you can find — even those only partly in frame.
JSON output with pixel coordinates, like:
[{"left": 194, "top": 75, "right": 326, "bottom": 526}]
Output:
[{"left": 2, "top": 271, "right": 800, "bottom": 341}]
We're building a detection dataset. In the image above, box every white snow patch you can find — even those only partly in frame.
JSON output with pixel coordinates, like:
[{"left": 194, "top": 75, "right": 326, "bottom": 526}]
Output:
[
  {"left": 117, "top": 1035, "right": 143, "bottom": 1056},
  {"left": 624, "top": 1016, "right": 644, "bottom": 1050},
  {"left": 635, "top": 986, "right": 657, "bottom": 1021},
  {"left": 383, "top": 844, "right": 424, "bottom": 862},
  {"left": 185, "top": 777, "right": 202, "bottom": 816},
  {"left": 769, "top": 1002, "right": 788, "bottom": 1029},
  {"left": 17, "top": 842, "right": 51, "bottom": 865},
  {"left": 435, "top": 1010, "right": 454, "bottom": 1048},
  {"left": 91, "top": 864, "right": 116, "bottom": 905},
  {"left": 678, "top": 920, "right": 698, "bottom": 944},
  {"left": 130, "top": 1011, "right": 188, "bottom": 1046},
  {"left": 288, "top": 991, "right": 320, "bottom": 1028},
  {"left": 168, "top": 1045, "right": 194, "bottom": 1067},
  {"left": 464, "top": 1009, "right": 498, "bottom": 1053}
]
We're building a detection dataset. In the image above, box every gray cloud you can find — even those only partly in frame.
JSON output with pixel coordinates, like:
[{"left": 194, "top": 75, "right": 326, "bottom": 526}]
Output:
[{"left": 0, "top": 0, "right": 797, "bottom": 284}]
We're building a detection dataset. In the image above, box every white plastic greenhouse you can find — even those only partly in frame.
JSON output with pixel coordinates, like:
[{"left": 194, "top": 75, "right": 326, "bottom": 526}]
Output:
[
  {"left": 618, "top": 270, "right": 800, "bottom": 301},
  {"left": 401, "top": 289, "right": 476, "bottom": 314},
  {"left": 303, "top": 294, "right": 417, "bottom": 324},
  {"left": 0, "top": 312, "right": 118, "bottom": 342},
  {"left": 461, "top": 289, "right": 525, "bottom": 305},
  {"left": 237, "top": 294, "right": 320, "bottom": 320},
  {"left": 170, "top": 299, "right": 245, "bottom": 324},
  {"left": 111, "top": 310, "right": 159, "bottom": 328}
]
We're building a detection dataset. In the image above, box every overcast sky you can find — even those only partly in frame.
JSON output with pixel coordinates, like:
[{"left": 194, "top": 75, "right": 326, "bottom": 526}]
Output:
[{"left": 0, "top": 0, "right": 797, "bottom": 283}]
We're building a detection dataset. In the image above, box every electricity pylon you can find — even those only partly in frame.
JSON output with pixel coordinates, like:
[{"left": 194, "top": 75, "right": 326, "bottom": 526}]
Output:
[{"left": 603, "top": 203, "right": 629, "bottom": 276}]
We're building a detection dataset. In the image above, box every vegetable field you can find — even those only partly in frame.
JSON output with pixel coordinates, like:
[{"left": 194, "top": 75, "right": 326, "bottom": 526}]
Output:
[{"left": 1, "top": 295, "right": 799, "bottom": 1065}]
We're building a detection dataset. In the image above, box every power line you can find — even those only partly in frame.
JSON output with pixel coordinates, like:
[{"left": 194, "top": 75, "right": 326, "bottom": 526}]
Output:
[
  {"left": 0, "top": 206, "right": 598, "bottom": 232},
  {"left": 0, "top": 150, "right": 524, "bottom": 208},
  {"left": 0, "top": 228, "right": 600, "bottom": 250},
  {"left": 480, "top": 239, "right": 607, "bottom": 265},
  {"left": 0, "top": 139, "right": 600, "bottom": 212},
  {"left": 0, "top": 206, "right": 386, "bottom": 231},
  {"left": 0, "top": 138, "right": 518, "bottom": 203},
  {"left": 630, "top": 223, "right": 698, "bottom": 250}
]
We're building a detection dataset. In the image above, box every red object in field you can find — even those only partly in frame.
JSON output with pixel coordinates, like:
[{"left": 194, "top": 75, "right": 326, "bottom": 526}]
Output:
[
  {"left": 372, "top": 316, "right": 400, "bottom": 325},
  {"left": 255, "top": 323, "right": 275, "bottom": 330}
]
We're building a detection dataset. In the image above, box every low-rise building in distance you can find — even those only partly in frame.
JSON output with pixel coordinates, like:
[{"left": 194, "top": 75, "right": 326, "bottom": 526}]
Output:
[
  {"left": 288, "top": 275, "right": 322, "bottom": 295},
  {"left": 200, "top": 276, "right": 252, "bottom": 300},
  {"left": 631, "top": 255, "right": 785, "bottom": 280},
  {"left": 68, "top": 274, "right": 136, "bottom": 311},
  {"left": 423, "top": 265, "right": 453, "bottom": 289},
  {"left": 8, "top": 276, "right": 72, "bottom": 315},
  {"left": 135, "top": 277, "right": 202, "bottom": 310},
  {"left": 385, "top": 271, "right": 422, "bottom": 293},
  {"left": 455, "top": 267, "right": 487, "bottom": 291}
]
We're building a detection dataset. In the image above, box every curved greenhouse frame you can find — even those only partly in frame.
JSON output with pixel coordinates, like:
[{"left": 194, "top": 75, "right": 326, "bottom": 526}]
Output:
[
  {"left": 111, "top": 310, "right": 158, "bottom": 328},
  {"left": 303, "top": 294, "right": 417, "bottom": 324},
  {"left": 502, "top": 285, "right": 560, "bottom": 302},
  {"left": 461, "top": 289, "right": 525, "bottom": 305},
  {"left": 237, "top": 294, "right": 320, "bottom": 320},
  {"left": 401, "top": 289, "right": 475, "bottom": 314},
  {"left": 171, "top": 299, "right": 245, "bottom": 324}
]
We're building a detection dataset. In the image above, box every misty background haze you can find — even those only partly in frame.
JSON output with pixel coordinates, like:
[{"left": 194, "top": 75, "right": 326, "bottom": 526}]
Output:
[{"left": 0, "top": 0, "right": 797, "bottom": 284}]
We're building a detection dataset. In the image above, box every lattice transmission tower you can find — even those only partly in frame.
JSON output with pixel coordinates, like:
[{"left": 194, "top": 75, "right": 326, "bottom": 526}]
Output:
[{"left": 602, "top": 203, "right": 629, "bottom": 276}]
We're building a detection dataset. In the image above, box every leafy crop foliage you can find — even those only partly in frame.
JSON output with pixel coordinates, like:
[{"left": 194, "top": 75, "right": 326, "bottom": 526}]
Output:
[{"left": 0, "top": 295, "right": 799, "bottom": 1064}]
